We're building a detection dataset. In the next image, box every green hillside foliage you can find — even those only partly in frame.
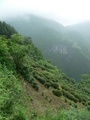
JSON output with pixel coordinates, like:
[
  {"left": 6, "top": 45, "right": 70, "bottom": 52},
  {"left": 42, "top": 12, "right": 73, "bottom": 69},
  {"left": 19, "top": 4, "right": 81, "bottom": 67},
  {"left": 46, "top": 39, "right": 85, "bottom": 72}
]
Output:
[
  {"left": 0, "top": 21, "right": 90, "bottom": 119},
  {"left": 0, "top": 64, "right": 28, "bottom": 120},
  {"left": 6, "top": 15, "right": 90, "bottom": 80},
  {"left": 32, "top": 107, "right": 90, "bottom": 120},
  {"left": 0, "top": 21, "right": 17, "bottom": 38}
]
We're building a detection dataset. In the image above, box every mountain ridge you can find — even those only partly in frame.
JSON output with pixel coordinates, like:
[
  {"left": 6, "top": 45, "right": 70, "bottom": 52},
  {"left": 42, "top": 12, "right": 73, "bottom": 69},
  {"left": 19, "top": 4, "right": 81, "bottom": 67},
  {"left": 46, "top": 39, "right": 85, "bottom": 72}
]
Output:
[
  {"left": 0, "top": 20, "right": 90, "bottom": 120},
  {"left": 6, "top": 14, "right": 90, "bottom": 80}
]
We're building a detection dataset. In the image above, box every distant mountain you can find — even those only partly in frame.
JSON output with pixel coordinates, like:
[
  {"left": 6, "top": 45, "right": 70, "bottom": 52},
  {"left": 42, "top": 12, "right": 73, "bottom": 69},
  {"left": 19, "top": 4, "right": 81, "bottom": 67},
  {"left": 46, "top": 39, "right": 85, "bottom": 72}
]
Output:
[
  {"left": 68, "top": 21, "right": 90, "bottom": 58},
  {"left": 69, "top": 21, "right": 90, "bottom": 41},
  {"left": 6, "top": 15, "right": 90, "bottom": 80}
]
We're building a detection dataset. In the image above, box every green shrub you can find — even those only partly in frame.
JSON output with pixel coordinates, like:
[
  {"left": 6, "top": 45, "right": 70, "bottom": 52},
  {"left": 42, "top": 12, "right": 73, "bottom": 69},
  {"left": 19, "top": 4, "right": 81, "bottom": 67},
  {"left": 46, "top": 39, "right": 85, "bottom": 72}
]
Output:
[
  {"left": 32, "top": 81, "right": 37, "bottom": 87},
  {"left": 61, "top": 85, "right": 73, "bottom": 91},
  {"left": 59, "top": 107, "right": 90, "bottom": 120},
  {"left": 70, "top": 91, "right": 82, "bottom": 102},
  {"left": 65, "top": 98, "right": 67, "bottom": 103},
  {"left": 28, "top": 76, "right": 35, "bottom": 83},
  {"left": 34, "top": 74, "right": 46, "bottom": 84},
  {"left": 51, "top": 82, "right": 59, "bottom": 89},
  {"left": 0, "top": 64, "right": 28, "bottom": 120},
  {"left": 45, "top": 82, "right": 51, "bottom": 89},
  {"left": 62, "top": 90, "right": 78, "bottom": 102},
  {"left": 53, "top": 89, "right": 62, "bottom": 97},
  {"left": 13, "top": 111, "right": 26, "bottom": 120},
  {"left": 19, "top": 66, "right": 30, "bottom": 81},
  {"left": 87, "top": 105, "right": 90, "bottom": 111},
  {"left": 32, "top": 81, "right": 39, "bottom": 91},
  {"left": 35, "top": 85, "right": 39, "bottom": 91},
  {"left": 83, "top": 98, "right": 87, "bottom": 102},
  {"left": 82, "top": 101, "right": 86, "bottom": 105},
  {"left": 88, "top": 101, "right": 90, "bottom": 105}
]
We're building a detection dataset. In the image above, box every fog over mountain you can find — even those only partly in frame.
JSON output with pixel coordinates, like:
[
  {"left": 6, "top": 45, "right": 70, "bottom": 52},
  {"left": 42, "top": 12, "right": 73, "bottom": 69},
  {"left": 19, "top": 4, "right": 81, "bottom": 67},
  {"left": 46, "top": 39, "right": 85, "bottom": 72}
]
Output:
[
  {"left": 0, "top": 1, "right": 90, "bottom": 119},
  {"left": 0, "top": 0, "right": 90, "bottom": 25},
  {"left": 1, "top": 0, "right": 90, "bottom": 80},
  {"left": 0, "top": 21, "right": 90, "bottom": 120},
  {"left": 6, "top": 14, "right": 90, "bottom": 80},
  {"left": 69, "top": 21, "right": 90, "bottom": 41}
]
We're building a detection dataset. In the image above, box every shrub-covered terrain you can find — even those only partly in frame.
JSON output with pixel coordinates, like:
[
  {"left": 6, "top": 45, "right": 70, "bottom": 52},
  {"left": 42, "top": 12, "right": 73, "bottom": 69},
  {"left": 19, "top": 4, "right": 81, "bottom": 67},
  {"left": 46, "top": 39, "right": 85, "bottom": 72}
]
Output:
[
  {"left": 7, "top": 15, "right": 90, "bottom": 80},
  {"left": 0, "top": 64, "right": 29, "bottom": 120},
  {"left": 0, "top": 21, "right": 90, "bottom": 119}
]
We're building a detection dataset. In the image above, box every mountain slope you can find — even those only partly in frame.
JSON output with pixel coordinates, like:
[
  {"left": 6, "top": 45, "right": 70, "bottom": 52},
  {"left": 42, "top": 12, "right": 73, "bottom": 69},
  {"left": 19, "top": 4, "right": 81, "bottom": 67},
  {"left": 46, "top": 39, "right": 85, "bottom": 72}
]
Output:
[
  {"left": 6, "top": 15, "right": 90, "bottom": 80},
  {"left": 0, "top": 21, "right": 90, "bottom": 119},
  {"left": 69, "top": 21, "right": 90, "bottom": 57},
  {"left": 0, "top": 21, "right": 17, "bottom": 38},
  {"left": 69, "top": 21, "right": 90, "bottom": 41}
]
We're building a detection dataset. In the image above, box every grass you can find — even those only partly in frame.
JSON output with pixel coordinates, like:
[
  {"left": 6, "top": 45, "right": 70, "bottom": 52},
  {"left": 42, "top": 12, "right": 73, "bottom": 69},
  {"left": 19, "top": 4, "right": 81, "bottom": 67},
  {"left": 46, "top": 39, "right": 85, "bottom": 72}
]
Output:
[{"left": 30, "top": 107, "right": 90, "bottom": 120}]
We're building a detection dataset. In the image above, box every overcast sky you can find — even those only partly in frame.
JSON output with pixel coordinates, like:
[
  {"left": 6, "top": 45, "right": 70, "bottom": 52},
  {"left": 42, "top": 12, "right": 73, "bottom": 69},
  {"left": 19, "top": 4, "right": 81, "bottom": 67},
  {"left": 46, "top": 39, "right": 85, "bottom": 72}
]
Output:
[{"left": 0, "top": 0, "right": 90, "bottom": 25}]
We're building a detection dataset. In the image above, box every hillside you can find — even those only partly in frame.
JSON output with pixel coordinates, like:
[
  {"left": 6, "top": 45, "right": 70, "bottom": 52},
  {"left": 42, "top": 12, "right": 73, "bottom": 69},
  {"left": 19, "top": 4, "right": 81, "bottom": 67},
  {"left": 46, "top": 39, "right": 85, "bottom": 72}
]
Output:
[
  {"left": 0, "top": 21, "right": 90, "bottom": 120},
  {"left": 6, "top": 15, "right": 90, "bottom": 80}
]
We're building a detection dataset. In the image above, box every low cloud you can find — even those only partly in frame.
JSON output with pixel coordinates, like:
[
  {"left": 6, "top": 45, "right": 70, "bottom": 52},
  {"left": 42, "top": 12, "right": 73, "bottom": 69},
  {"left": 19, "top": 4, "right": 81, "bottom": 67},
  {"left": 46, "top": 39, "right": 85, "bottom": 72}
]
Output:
[{"left": 0, "top": 0, "right": 90, "bottom": 25}]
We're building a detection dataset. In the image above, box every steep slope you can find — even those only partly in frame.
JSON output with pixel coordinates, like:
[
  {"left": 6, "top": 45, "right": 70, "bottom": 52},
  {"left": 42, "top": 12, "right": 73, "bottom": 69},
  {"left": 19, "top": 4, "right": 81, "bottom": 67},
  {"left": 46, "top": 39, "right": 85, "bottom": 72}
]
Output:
[
  {"left": 6, "top": 15, "right": 90, "bottom": 80},
  {"left": 0, "top": 21, "right": 17, "bottom": 38},
  {"left": 0, "top": 64, "right": 29, "bottom": 120},
  {"left": 0, "top": 21, "right": 90, "bottom": 119}
]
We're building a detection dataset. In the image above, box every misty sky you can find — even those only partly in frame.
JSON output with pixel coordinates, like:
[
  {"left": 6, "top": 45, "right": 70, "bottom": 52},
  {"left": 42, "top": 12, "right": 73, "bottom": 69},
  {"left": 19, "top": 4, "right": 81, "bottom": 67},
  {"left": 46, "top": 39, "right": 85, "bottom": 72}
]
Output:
[{"left": 0, "top": 0, "right": 90, "bottom": 25}]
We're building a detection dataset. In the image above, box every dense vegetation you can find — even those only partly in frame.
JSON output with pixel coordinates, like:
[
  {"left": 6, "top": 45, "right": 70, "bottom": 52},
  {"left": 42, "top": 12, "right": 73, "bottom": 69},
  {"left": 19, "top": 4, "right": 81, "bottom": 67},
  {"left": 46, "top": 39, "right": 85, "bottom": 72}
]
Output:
[
  {"left": 0, "top": 21, "right": 17, "bottom": 38},
  {"left": 0, "top": 64, "right": 28, "bottom": 120},
  {"left": 6, "top": 15, "right": 90, "bottom": 80},
  {"left": 0, "top": 21, "right": 90, "bottom": 119}
]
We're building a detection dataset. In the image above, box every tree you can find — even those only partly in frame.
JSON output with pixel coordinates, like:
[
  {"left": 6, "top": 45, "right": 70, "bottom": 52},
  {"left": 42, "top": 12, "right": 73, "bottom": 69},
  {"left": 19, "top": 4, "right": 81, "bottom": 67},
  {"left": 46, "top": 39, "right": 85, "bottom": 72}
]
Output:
[{"left": 0, "top": 21, "right": 17, "bottom": 38}]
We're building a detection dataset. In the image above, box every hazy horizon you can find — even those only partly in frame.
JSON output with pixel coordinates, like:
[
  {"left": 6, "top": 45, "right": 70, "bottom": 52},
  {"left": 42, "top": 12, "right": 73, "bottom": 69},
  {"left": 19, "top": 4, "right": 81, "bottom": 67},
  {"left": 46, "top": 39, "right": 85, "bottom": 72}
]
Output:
[{"left": 0, "top": 0, "right": 90, "bottom": 26}]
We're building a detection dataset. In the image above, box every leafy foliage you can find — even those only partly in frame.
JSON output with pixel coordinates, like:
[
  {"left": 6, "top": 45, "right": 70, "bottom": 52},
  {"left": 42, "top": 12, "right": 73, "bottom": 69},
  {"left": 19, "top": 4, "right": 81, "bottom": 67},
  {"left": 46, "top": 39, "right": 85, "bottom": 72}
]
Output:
[
  {"left": 53, "top": 89, "right": 62, "bottom": 97},
  {"left": 31, "top": 107, "right": 90, "bottom": 120},
  {"left": 0, "top": 31, "right": 90, "bottom": 105},
  {"left": 0, "top": 21, "right": 90, "bottom": 119},
  {"left": 0, "top": 21, "right": 17, "bottom": 38},
  {"left": 0, "top": 64, "right": 28, "bottom": 120}
]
